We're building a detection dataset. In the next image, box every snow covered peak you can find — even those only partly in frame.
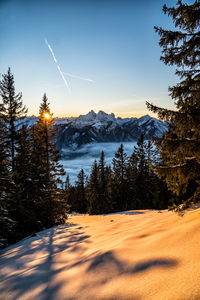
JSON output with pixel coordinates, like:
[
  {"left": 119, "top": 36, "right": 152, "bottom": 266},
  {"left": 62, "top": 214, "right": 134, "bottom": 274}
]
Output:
[
  {"left": 78, "top": 110, "right": 97, "bottom": 122},
  {"left": 17, "top": 111, "right": 168, "bottom": 151},
  {"left": 138, "top": 115, "right": 151, "bottom": 125},
  {"left": 96, "top": 111, "right": 115, "bottom": 122},
  {"left": 77, "top": 110, "right": 115, "bottom": 123},
  {"left": 73, "top": 110, "right": 116, "bottom": 129}
]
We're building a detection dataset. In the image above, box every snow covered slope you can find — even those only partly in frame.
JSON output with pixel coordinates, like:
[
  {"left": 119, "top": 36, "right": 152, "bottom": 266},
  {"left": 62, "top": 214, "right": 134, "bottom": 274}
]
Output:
[{"left": 0, "top": 208, "right": 200, "bottom": 300}]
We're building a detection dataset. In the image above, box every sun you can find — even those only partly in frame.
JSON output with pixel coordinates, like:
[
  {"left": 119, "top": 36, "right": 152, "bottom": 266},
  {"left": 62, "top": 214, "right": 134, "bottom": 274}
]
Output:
[{"left": 44, "top": 112, "right": 50, "bottom": 120}]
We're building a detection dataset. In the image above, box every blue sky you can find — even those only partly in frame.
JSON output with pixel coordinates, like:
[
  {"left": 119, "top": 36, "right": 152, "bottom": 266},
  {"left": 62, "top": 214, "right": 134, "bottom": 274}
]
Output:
[{"left": 0, "top": 0, "right": 183, "bottom": 117}]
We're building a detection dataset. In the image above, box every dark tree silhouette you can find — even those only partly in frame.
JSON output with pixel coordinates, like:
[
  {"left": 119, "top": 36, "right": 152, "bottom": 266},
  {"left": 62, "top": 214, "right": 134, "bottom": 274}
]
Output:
[
  {"left": 112, "top": 144, "right": 128, "bottom": 210},
  {"left": 146, "top": 1, "right": 200, "bottom": 209},
  {"left": 75, "top": 169, "right": 87, "bottom": 213},
  {"left": 0, "top": 68, "right": 27, "bottom": 172},
  {"left": 34, "top": 94, "right": 68, "bottom": 227}
]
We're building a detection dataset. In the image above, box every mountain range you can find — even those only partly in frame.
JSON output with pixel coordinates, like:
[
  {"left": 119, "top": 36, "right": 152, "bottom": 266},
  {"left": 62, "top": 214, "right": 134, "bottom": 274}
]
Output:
[{"left": 20, "top": 110, "right": 168, "bottom": 151}]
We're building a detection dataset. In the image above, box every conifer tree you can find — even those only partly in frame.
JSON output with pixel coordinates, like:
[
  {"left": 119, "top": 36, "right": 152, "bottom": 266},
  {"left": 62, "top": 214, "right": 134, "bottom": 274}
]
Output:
[
  {"left": 126, "top": 151, "right": 138, "bottom": 209},
  {"left": 112, "top": 144, "right": 128, "bottom": 210},
  {"left": 66, "top": 186, "right": 77, "bottom": 213},
  {"left": 0, "top": 68, "right": 27, "bottom": 172},
  {"left": 133, "top": 134, "right": 151, "bottom": 208},
  {"left": 0, "top": 116, "right": 9, "bottom": 200},
  {"left": 133, "top": 134, "right": 161, "bottom": 208},
  {"left": 0, "top": 116, "right": 15, "bottom": 247},
  {"left": 35, "top": 94, "right": 68, "bottom": 227},
  {"left": 146, "top": 1, "right": 200, "bottom": 208},
  {"left": 12, "top": 125, "right": 38, "bottom": 236},
  {"left": 65, "top": 175, "right": 71, "bottom": 190},
  {"left": 27, "top": 124, "right": 46, "bottom": 230},
  {"left": 75, "top": 169, "right": 87, "bottom": 213},
  {"left": 87, "top": 160, "right": 101, "bottom": 214},
  {"left": 63, "top": 175, "right": 79, "bottom": 213},
  {"left": 98, "top": 151, "right": 112, "bottom": 213}
]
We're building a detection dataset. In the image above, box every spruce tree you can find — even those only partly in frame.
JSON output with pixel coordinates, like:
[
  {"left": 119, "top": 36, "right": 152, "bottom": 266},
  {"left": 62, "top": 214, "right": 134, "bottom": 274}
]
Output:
[
  {"left": 27, "top": 124, "right": 46, "bottom": 230},
  {"left": 63, "top": 175, "right": 79, "bottom": 213},
  {"left": 146, "top": 1, "right": 200, "bottom": 209},
  {"left": 75, "top": 169, "right": 87, "bottom": 213},
  {"left": 112, "top": 144, "right": 128, "bottom": 210},
  {"left": 126, "top": 151, "right": 138, "bottom": 209},
  {"left": 0, "top": 116, "right": 10, "bottom": 200},
  {"left": 13, "top": 125, "right": 38, "bottom": 236},
  {"left": 35, "top": 94, "right": 68, "bottom": 227},
  {"left": 87, "top": 160, "right": 101, "bottom": 214},
  {"left": 0, "top": 68, "right": 27, "bottom": 172},
  {"left": 133, "top": 134, "right": 161, "bottom": 208},
  {"left": 134, "top": 134, "right": 152, "bottom": 208},
  {"left": 65, "top": 175, "right": 71, "bottom": 190},
  {"left": 0, "top": 115, "right": 15, "bottom": 248},
  {"left": 98, "top": 151, "right": 112, "bottom": 213}
]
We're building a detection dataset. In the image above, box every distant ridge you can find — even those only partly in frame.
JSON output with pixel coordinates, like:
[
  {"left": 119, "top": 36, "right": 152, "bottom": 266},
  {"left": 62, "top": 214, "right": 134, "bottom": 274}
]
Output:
[
  {"left": 18, "top": 110, "right": 168, "bottom": 150},
  {"left": 54, "top": 110, "right": 168, "bottom": 150},
  {"left": 19, "top": 110, "right": 168, "bottom": 150}
]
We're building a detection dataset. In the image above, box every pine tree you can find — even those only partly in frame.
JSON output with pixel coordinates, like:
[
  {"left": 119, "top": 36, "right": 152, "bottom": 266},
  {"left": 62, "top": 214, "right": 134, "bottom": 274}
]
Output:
[
  {"left": 75, "top": 169, "right": 87, "bottom": 213},
  {"left": 133, "top": 134, "right": 152, "bottom": 208},
  {"left": 0, "top": 115, "right": 15, "bottom": 248},
  {"left": 27, "top": 124, "right": 46, "bottom": 231},
  {"left": 133, "top": 134, "right": 164, "bottom": 209},
  {"left": 35, "top": 94, "right": 68, "bottom": 227},
  {"left": 112, "top": 144, "right": 128, "bottom": 210},
  {"left": 0, "top": 68, "right": 27, "bottom": 172},
  {"left": 126, "top": 151, "right": 138, "bottom": 209},
  {"left": 65, "top": 175, "right": 71, "bottom": 190},
  {"left": 62, "top": 175, "right": 74, "bottom": 212},
  {"left": 66, "top": 186, "right": 77, "bottom": 213},
  {"left": 87, "top": 160, "right": 101, "bottom": 214},
  {"left": 0, "top": 116, "right": 9, "bottom": 200},
  {"left": 146, "top": 1, "right": 200, "bottom": 209},
  {"left": 12, "top": 125, "right": 39, "bottom": 236},
  {"left": 98, "top": 151, "right": 112, "bottom": 213}
]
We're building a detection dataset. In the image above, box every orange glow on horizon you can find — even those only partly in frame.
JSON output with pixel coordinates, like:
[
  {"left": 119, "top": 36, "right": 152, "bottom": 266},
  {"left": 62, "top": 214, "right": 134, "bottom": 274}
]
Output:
[
  {"left": 30, "top": 110, "right": 158, "bottom": 119},
  {"left": 46, "top": 110, "right": 154, "bottom": 119}
]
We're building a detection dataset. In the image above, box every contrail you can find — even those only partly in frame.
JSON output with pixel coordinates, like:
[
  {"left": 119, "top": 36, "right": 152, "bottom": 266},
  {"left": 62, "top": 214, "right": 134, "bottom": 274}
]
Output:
[
  {"left": 45, "top": 39, "right": 71, "bottom": 92},
  {"left": 63, "top": 72, "right": 95, "bottom": 83},
  {"left": 45, "top": 39, "right": 95, "bottom": 90}
]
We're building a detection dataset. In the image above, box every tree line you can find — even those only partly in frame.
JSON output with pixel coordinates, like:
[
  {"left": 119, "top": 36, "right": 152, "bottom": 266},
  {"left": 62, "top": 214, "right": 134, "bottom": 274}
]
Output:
[
  {"left": 66, "top": 138, "right": 170, "bottom": 215},
  {"left": 0, "top": 69, "right": 69, "bottom": 248},
  {"left": 0, "top": 70, "right": 169, "bottom": 249},
  {"left": 0, "top": 0, "right": 199, "bottom": 248}
]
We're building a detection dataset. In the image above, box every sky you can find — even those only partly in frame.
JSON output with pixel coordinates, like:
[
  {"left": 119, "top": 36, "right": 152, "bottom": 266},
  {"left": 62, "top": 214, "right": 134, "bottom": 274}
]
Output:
[{"left": 0, "top": 0, "right": 184, "bottom": 118}]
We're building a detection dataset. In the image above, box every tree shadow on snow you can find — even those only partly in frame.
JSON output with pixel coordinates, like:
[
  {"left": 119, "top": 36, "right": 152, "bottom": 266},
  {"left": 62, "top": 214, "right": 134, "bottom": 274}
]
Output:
[
  {"left": 0, "top": 224, "right": 178, "bottom": 300},
  {"left": 66, "top": 250, "right": 178, "bottom": 299},
  {"left": 0, "top": 223, "right": 90, "bottom": 300},
  {"left": 87, "top": 251, "right": 177, "bottom": 275}
]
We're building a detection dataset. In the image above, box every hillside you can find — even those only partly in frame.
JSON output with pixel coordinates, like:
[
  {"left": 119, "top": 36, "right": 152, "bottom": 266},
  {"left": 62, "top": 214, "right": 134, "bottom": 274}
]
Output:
[{"left": 0, "top": 209, "right": 200, "bottom": 299}]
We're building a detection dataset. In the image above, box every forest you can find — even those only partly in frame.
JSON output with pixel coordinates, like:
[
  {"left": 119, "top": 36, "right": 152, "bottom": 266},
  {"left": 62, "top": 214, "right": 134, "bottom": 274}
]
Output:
[
  {"left": 0, "top": 73, "right": 170, "bottom": 249},
  {"left": 0, "top": 0, "right": 199, "bottom": 249}
]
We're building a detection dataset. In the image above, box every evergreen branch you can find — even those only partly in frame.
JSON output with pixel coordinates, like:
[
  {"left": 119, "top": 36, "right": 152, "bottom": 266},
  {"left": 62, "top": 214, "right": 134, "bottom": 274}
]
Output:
[
  {"left": 163, "top": 1, "right": 200, "bottom": 32},
  {"left": 175, "top": 69, "right": 200, "bottom": 79},
  {"left": 146, "top": 101, "right": 180, "bottom": 121},
  {"left": 158, "top": 163, "right": 186, "bottom": 169}
]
